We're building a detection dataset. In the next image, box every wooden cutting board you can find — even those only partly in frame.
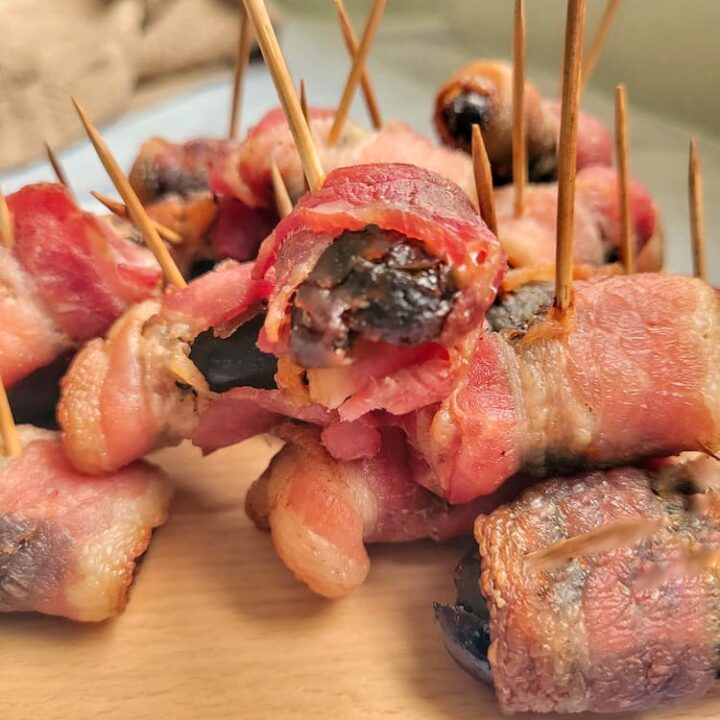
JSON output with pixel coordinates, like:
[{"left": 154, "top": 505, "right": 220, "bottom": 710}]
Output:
[{"left": 1, "top": 437, "right": 716, "bottom": 720}]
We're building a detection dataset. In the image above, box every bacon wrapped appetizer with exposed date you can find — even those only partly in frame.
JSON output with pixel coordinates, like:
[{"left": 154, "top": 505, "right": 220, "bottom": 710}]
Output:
[
  {"left": 1, "top": 426, "right": 171, "bottom": 622},
  {"left": 434, "top": 60, "right": 612, "bottom": 184},
  {"left": 402, "top": 274, "right": 720, "bottom": 503},
  {"left": 435, "top": 453, "right": 720, "bottom": 714},
  {"left": 1, "top": 183, "right": 162, "bottom": 422},
  {"left": 128, "top": 137, "right": 277, "bottom": 273}
]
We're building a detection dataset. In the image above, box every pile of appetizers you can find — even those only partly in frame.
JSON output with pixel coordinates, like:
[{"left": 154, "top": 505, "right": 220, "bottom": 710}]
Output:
[{"left": 1, "top": 0, "right": 718, "bottom": 714}]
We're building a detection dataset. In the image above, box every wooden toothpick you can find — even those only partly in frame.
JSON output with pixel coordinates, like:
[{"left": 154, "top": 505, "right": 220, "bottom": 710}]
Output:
[
  {"left": 72, "top": 98, "right": 187, "bottom": 288},
  {"left": 333, "top": 0, "right": 383, "bottom": 130},
  {"left": 45, "top": 142, "right": 74, "bottom": 195},
  {"left": 229, "top": 5, "right": 253, "bottom": 140},
  {"left": 512, "top": 0, "right": 526, "bottom": 218},
  {"left": 270, "top": 159, "right": 293, "bottom": 218},
  {"left": 0, "top": 374, "right": 21, "bottom": 458},
  {"left": 614, "top": 84, "right": 634, "bottom": 274},
  {"left": 327, "top": 0, "right": 387, "bottom": 146},
  {"left": 242, "top": 0, "right": 324, "bottom": 191},
  {"left": 0, "top": 187, "right": 13, "bottom": 249},
  {"left": 689, "top": 138, "right": 707, "bottom": 282},
  {"left": 471, "top": 125, "right": 498, "bottom": 236},
  {"left": 91, "top": 192, "right": 183, "bottom": 245},
  {"left": 554, "top": 0, "right": 587, "bottom": 314},
  {"left": 581, "top": 0, "right": 622, "bottom": 92}
]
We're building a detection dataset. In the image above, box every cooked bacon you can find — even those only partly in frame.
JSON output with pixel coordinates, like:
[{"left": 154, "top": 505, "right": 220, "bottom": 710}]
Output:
[
  {"left": 472, "top": 457, "right": 720, "bottom": 713},
  {"left": 255, "top": 163, "right": 505, "bottom": 360},
  {"left": 493, "top": 167, "right": 663, "bottom": 270},
  {"left": 0, "top": 426, "right": 171, "bottom": 622},
  {"left": 402, "top": 274, "right": 720, "bottom": 503},
  {"left": 209, "top": 107, "right": 476, "bottom": 209},
  {"left": 434, "top": 60, "right": 612, "bottom": 183},
  {"left": 59, "top": 262, "right": 285, "bottom": 474},
  {"left": 0, "top": 184, "right": 161, "bottom": 392},
  {"left": 245, "top": 424, "right": 505, "bottom": 598}
]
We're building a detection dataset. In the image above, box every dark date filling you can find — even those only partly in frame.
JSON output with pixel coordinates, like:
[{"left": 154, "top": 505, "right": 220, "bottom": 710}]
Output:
[
  {"left": 289, "top": 226, "right": 458, "bottom": 368},
  {"left": 433, "top": 547, "right": 493, "bottom": 686},
  {"left": 441, "top": 91, "right": 491, "bottom": 152},
  {"left": 135, "top": 161, "right": 209, "bottom": 202},
  {"left": 487, "top": 282, "right": 555, "bottom": 335},
  {"left": 189, "top": 313, "right": 277, "bottom": 392}
]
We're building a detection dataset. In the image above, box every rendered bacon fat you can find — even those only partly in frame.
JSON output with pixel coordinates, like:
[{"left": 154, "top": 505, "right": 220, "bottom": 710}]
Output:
[
  {"left": 0, "top": 183, "right": 161, "bottom": 390},
  {"left": 436, "top": 455, "right": 720, "bottom": 714},
  {"left": 434, "top": 60, "right": 612, "bottom": 183},
  {"left": 0, "top": 426, "right": 171, "bottom": 622},
  {"left": 403, "top": 274, "right": 720, "bottom": 503},
  {"left": 255, "top": 163, "right": 505, "bottom": 367},
  {"left": 245, "top": 424, "right": 514, "bottom": 599}
]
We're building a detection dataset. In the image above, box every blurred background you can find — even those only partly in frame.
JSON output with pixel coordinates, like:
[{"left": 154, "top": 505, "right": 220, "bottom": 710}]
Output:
[{"left": 0, "top": 0, "right": 717, "bottom": 279}]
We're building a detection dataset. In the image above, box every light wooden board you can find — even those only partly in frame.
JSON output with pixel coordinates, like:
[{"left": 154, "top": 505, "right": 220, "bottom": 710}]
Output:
[{"left": 0, "top": 438, "right": 717, "bottom": 720}]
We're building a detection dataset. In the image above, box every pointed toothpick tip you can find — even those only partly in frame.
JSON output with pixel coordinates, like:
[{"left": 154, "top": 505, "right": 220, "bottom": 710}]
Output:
[
  {"left": 229, "top": 6, "right": 253, "bottom": 140},
  {"left": 333, "top": 0, "right": 383, "bottom": 130},
  {"left": 270, "top": 159, "right": 293, "bottom": 218},
  {"left": 328, "top": 0, "right": 387, "bottom": 146},
  {"left": 44, "top": 141, "right": 73, "bottom": 195},
  {"left": 581, "top": 0, "right": 622, "bottom": 92},
  {"left": 614, "top": 83, "right": 634, "bottom": 274},
  {"left": 689, "top": 137, "right": 707, "bottom": 283},
  {"left": 0, "top": 186, "right": 14, "bottom": 250},
  {"left": 72, "top": 97, "right": 187, "bottom": 288},
  {"left": 0, "top": 374, "right": 21, "bottom": 459},
  {"left": 471, "top": 125, "right": 498, "bottom": 237}
]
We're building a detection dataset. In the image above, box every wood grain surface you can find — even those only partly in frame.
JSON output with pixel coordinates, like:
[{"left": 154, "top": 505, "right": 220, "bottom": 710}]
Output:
[{"left": 1, "top": 437, "right": 717, "bottom": 720}]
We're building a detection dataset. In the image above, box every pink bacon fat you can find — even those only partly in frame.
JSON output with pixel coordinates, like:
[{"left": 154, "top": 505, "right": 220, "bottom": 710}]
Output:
[
  {"left": 255, "top": 162, "right": 505, "bottom": 360},
  {"left": 475, "top": 455, "right": 720, "bottom": 714},
  {"left": 0, "top": 184, "right": 161, "bottom": 388},
  {"left": 0, "top": 426, "right": 171, "bottom": 622},
  {"left": 493, "top": 166, "right": 663, "bottom": 271},
  {"left": 404, "top": 274, "right": 720, "bottom": 503},
  {"left": 209, "top": 107, "right": 476, "bottom": 209},
  {"left": 245, "top": 424, "right": 511, "bottom": 599}
]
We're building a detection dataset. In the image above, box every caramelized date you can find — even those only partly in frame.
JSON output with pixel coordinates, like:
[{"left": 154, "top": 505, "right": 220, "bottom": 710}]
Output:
[{"left": 289, "top": 226, "right": 458, "bottom": 368}]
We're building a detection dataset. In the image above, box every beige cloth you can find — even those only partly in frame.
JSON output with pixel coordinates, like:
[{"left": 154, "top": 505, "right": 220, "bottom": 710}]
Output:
[{"left": 0, "top": 0, "right": 268, "bottom": 169}]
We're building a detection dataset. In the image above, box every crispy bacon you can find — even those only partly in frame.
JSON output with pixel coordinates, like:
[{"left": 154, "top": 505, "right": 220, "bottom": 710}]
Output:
[
  {"left": 434, "top": 60, "right": 612, "bottom": 183},
  {"left": 0, "top": 426, "right": 171, "bottom": 622},
  {"left": 255, "top": 163, "right": 505, "bottom": 359},
  {"left": 402, "top": 274, "right": 720, "bottom": 503},
  {"left": 0, "top": 184, "right": 161, "bottom": 391},
  {"left": 245, "top": 424, "right": 507, "bottom": 598},
  {"left": 466, "top": 456, "right": 720, "bottom": 714}
]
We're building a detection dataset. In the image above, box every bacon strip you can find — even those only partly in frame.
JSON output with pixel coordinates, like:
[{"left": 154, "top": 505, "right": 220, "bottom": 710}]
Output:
[
  {"left": 0, "top": 426, "right": 172, "bottom": 622},
  {"left": 1, "top": 184, "right": 161, "bottom": 390},
  {"left": 403, "top": 274, "right": 720, "bottom": 503},
  {"left": 474, "top": 457, "right": 720, "bottom": 714},
  {"left": 245, "top": 425, "right": 507, "bottom": 598}
]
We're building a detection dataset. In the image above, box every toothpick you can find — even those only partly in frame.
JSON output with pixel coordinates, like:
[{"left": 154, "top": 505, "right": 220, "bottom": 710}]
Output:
[
  {"left": 0, "top": 374, "right": 21, "bottom": 458},
  {"left": 689, "top": 138, "right": 707, "bottom": 283},
  {"left": 0, "top": 187, "right": 13, "bottom": 249},
  {"left": 512, "top": 0, "right": 526, "bottom": 218},
  {"left": 526, "top": 517, "right": 661, "bottom": 572},
  {"left": 581, "top": 0, "right": 622, "bottom": 92},
  {"left": 242, "top": 0, "right": 324, "bottom": 191},
  {"left": 333, "top": 0, "right": 383, "bottom": 130},
  {"left": 270, "top": 159, "right": 293, "bottom": 218},
  {"left": 72, "top": 98, "right": 187, "bottom": 288},
  {"left": 471, "top": 125, "right": 497, "bottom": 236},
  {"left": 91, "top": 192, "right": 183, "bottom": 245},
  {"left": 44, "top": 142, "right": 74, "bottom": 195},
  {"left": 614, "top": 84, "right": 634, "bottom": 274},
  {"left": 168, "top": 356, "right": 210, "bottom": 395},
  {"left": 229, "top": 5, "right": 253, "bottom": 140},
  {"left": 299, "top": 79, "right": 310, "bottom": 124},
  {"left": 327, "top": 0, "right": 387, "bottom": 146},
  {"left": 554, "top": 0, "right": 587, "bottom": 314}
]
